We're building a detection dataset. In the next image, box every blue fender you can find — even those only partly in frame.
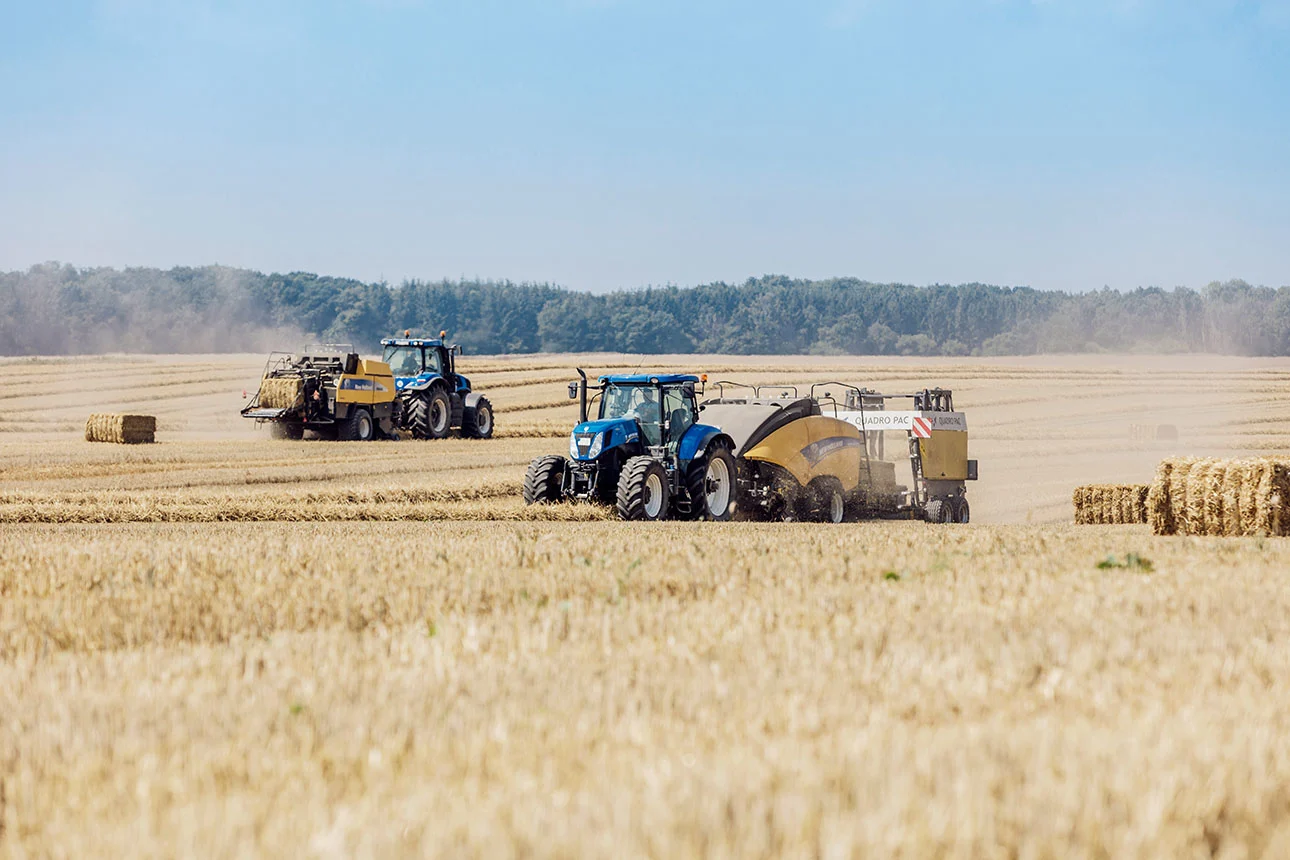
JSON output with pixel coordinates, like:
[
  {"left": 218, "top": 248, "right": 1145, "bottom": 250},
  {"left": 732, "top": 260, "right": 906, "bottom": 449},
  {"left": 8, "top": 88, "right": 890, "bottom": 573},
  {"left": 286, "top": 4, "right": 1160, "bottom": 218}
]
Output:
[
  {"left": 455, "top": 373, "right": 472, "bottom": 395},
  {"left": 678, "top": 423, "right": 733, "bottom": 466}
]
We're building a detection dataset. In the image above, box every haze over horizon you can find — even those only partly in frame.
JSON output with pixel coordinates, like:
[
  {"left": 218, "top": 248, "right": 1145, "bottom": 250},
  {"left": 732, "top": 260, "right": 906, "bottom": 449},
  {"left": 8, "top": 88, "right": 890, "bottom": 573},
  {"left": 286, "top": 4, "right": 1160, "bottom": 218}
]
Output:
[{"left": 2, "top": 0, "right": 1288, "bottom": 293}]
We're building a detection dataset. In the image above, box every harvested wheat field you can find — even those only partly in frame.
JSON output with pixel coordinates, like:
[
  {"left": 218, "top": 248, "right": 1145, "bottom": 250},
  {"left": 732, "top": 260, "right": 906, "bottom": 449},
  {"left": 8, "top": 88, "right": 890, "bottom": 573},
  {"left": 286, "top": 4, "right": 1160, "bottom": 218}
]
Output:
[{"left": 5, "top": 352, "right": 1290, "bottom": 856}]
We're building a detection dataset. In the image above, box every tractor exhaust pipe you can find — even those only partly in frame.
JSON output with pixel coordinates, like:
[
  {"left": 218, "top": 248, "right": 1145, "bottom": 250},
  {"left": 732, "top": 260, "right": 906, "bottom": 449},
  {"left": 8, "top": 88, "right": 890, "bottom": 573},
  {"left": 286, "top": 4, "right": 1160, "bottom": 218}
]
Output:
[{"left": 575, "top": 368, "right": 588, "bottom": 423}]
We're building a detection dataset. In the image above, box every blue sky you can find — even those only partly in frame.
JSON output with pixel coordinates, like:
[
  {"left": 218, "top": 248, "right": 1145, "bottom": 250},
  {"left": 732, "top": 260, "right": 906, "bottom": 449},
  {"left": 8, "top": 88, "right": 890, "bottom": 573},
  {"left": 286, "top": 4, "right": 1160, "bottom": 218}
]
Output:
[{"left": 1, "top": 0, "right": 1287, "bottom": 291}]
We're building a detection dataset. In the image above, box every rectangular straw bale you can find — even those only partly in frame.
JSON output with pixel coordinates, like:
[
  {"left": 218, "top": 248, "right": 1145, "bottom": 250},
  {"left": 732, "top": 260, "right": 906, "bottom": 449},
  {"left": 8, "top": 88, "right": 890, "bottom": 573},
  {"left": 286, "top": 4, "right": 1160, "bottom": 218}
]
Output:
[
  {"left": 1148, "top": 457, "right": 1290, "bottom": 537},
  {"left": 1072, "top": 484, "right": 1148, "bottom": 525},
  {"left": 258, "top": 376, "right": 303, "bottom": 410},
  {"left": 85, "top": 413, "right": 156, "bottom": 444},
  {"left": 1146, "top": 460, "right": 1175, "bottom": 535},
  {"left": 1167, "top": 457, "right": 1199, "bottom": 536},
  {"left": 1222, "top": 463, "right": 1244, "bottom": 537},
  {"left": 1203, "top": 461, "right": 1227, "bottom": 536}
]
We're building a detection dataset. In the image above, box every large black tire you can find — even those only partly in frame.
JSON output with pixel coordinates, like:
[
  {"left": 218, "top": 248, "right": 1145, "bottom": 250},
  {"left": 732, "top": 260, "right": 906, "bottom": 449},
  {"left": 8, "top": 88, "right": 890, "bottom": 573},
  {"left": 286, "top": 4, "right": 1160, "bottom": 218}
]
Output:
[
  {"left": 269, "top": 422, "right": 303, "bottom": 440},
  {"left": 405, "top": 393, "right": 429, "bottom": 438},
  {"left": 803, "top": 477, "right": 846, "bottom": 523},
  {"left": 952, "top": 495, "right": 971, "bottom": 524},
  {"left": 924, "top": 498, "right": 954, "bottom": 523},
  {"left": 460, "top": 396, "right": 494, "bottom": 439},
  {"left": 616, "top": 456, "right": 670, "bottom": 521},
  {"left": 685, "top": 444, "right": 736, "bottom": 521},
  {"left": 338, "top": 408, "right": 375, "bottom": 442},
  {"left": 405, "top": 389, "right": 452, "bottom": 439},
  {"left": 425, "top": 389, "right": 451, "bottom": 439},
  {"left": 523, "top": 456, "right": 566, "bottom": 504}
]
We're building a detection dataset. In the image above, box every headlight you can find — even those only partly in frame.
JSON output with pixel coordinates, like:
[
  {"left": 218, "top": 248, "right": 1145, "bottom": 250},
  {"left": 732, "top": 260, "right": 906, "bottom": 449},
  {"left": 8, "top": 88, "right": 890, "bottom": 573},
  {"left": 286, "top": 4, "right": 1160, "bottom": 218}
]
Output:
[
  {"left": 569, "top": 432, "right": 580, "bottom": 459},
  {"left": 588, "top": 432, "right": 604, "bottom": 458}
]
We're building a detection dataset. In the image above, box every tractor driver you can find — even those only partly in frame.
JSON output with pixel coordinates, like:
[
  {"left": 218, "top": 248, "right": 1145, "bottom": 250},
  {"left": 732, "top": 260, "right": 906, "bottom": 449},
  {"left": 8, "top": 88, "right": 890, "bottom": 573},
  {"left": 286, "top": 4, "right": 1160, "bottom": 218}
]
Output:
[{"left": 395, "top": 350, "right": 421, "bottom": 376}]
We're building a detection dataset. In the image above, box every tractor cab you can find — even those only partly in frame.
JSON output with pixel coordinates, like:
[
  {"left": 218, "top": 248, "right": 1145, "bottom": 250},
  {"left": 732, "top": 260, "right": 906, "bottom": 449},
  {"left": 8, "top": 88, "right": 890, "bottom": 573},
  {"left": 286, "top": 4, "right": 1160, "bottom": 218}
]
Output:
[
  {"left": 379, "top": 332, "right": 467, "bottom": 395},
  {"left": 589, "top": 375, "right": 698, "bottom": 451},
  {"left": 568, "top": 374, "right": 699, "bottom": 461}
]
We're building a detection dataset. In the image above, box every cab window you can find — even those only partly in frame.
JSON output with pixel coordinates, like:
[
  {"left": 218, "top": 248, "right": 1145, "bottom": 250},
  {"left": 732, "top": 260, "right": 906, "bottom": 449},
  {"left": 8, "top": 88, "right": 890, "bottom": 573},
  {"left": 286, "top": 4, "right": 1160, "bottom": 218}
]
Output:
[
  {"left": 663, "top": 386, "right": 694, "bottom": 446},
  {"left": 383, "top": 346, "right": 423, "bottom": 376}
]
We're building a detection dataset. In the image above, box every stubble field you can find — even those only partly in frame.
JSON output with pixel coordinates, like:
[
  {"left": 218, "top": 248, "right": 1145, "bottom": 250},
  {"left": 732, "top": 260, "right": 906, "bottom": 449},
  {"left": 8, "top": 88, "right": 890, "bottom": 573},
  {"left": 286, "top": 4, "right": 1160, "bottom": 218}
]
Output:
[{"left": 3, "top": 352, "right": 1290, "bottom": 856}]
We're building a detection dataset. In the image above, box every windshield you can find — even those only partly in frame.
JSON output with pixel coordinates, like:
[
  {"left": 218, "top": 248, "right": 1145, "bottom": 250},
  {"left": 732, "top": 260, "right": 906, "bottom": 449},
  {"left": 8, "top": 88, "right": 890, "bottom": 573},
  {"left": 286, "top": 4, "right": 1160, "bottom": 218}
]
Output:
[
  {"left": 600, "top": 383, "right": 663, "bottom": 444},
  {"left": 382, "top": 345, "right": 424, "bottom": 376}
]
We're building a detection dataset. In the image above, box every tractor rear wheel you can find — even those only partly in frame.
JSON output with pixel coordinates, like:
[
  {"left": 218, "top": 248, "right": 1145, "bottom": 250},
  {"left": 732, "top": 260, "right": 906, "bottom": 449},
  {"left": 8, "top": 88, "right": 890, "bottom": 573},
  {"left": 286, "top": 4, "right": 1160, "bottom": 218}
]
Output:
[
  {"left": 405, "top": 390, "right": 451, "bottom": 440},
  {"left": 686, "top": 444, "right": 735, "bottom": 521},
  {"left": 617, "top": 456, "right": 670, "bottom": 521},
  {"left": 523, "top": 456, "right": 566, "bottom": 504},
  {"left": 426, "top": 389, "right": 452, "bottom": 438},
  {"left": 338, "top": 408, "right": 375, "bottom": 442},
  {"left": 461, "top": 396, "right": 494, "bottom": 439}
]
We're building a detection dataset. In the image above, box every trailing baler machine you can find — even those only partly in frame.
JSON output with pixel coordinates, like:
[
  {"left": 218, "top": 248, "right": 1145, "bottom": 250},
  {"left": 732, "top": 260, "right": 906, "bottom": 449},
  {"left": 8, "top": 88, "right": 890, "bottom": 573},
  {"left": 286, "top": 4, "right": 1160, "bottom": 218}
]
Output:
[
  {"left": 831, "top": 384, "right": 977, "bottom": 523},
  {"left": 701, "top": 381, "right": 977, "bottom": 523}
]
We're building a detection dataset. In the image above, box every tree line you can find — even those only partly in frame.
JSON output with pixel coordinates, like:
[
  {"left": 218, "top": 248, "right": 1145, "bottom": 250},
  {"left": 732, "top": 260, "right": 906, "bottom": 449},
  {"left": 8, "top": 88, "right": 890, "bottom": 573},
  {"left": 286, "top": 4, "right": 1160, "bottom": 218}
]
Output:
[{"left": 2, "top": 262, "right": 1286, "bottom": 356}]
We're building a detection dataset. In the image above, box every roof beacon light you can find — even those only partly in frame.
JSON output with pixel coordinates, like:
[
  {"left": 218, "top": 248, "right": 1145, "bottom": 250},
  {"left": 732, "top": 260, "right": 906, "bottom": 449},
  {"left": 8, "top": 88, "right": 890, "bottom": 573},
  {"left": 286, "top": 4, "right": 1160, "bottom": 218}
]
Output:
[
  {"left": 440, "top": 330, "right": 447, "bottom": 339},
  {"left": 404, "top": 330, "right": 411, "bottom": 337}
]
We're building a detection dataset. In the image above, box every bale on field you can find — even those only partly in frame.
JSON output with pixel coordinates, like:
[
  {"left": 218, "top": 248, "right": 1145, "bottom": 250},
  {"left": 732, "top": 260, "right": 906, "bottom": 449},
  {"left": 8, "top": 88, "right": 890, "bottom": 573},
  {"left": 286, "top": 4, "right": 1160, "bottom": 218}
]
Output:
[
  {"left": 1147, "top": 457, "right": 1290, "bottom": 536},
  {"left": 1146, "top": 460, "right": 1174, "bottom": 535},
  {"left": 1072, "top": 484, "right": 1148, "bottom": 525},
  {"left": 85, "top": 413, "right": 156, "bottom": 444},
  {"left": 258, "top": 376, "right": 303, "bottom": 410}
]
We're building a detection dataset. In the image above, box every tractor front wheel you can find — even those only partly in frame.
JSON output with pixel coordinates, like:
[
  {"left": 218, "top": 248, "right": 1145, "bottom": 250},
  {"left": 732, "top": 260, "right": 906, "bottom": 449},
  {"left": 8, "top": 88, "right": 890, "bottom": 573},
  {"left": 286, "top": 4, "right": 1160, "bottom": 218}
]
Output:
[
  {"left": 523, "top": 456, "right": 566, "bottom": 504},
  {"left": 617, "top": 456, "right": 670, "bottom": 521},
  {"left": 461, "top": 396, "right": 494, "bottom": 439}
]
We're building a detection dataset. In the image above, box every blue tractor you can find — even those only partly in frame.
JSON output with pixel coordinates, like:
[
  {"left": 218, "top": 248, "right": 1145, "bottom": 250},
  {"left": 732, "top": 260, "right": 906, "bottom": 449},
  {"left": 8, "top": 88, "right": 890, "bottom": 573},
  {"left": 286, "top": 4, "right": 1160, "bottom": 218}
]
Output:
[
  {"left": 522, "top": 371, "right": 737, "bottom": 521},
  {"left": 379, "top": 331, "right": 494, "bottom": 439}
]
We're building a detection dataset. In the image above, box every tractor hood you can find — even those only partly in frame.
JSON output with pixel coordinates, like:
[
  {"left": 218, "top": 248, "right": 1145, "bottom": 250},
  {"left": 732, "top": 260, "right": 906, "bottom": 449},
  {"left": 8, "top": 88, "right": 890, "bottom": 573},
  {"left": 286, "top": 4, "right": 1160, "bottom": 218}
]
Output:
[
  {"left": 569, "top": 418, "right": 640, "bottom": 461},
  {"left": 394, "top": 371, "right": 442, "bottom": 391}
]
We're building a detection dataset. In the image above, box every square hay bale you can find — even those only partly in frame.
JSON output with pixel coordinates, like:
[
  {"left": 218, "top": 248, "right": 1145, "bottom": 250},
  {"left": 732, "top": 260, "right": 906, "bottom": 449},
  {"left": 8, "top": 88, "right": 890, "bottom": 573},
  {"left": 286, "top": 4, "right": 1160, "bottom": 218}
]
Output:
[
  {"left": 258, "top": 376, "right": 303, "bottom": 410},
  {"left": 1072, "top": 484, "right": 1148, "bottom": 525},
  {"left": 1147, "top": 457, "right": 1290, "bottom": 536},
  {"left": 85, "top": 413, "right": 156, "bottom": 444},
  {"left": 1146, "top": 460, "right": 1175, "bottom": 535}
]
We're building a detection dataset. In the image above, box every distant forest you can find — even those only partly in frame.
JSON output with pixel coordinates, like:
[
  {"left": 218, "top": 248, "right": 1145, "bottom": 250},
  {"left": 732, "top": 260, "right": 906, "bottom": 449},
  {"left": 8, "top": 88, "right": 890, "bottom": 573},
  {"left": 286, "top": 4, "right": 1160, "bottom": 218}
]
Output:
[{"left": 2, "top": 262, "right": 1288, "bottom": 356}]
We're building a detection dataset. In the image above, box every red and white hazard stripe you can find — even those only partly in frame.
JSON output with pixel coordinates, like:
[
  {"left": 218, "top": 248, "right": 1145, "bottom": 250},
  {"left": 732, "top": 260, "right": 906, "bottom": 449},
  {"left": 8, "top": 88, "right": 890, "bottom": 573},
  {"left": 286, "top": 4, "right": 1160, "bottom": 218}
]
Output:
[{"left": 911, "top": 416, "right": 933, "bottom": 438}]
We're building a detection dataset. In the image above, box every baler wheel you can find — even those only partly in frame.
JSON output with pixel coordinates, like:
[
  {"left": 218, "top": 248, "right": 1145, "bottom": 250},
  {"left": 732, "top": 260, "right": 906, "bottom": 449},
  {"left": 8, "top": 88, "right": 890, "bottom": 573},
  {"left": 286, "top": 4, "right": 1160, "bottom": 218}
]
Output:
[{"left": 924, "top": 498, "right": 954, "bottom": 523}]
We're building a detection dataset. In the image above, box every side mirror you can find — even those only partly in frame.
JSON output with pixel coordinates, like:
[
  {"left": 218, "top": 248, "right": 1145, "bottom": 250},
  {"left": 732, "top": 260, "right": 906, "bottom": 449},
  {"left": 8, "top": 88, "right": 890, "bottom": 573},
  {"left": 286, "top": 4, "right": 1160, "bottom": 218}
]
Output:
[
  {"left": 568, "top": 382, "right": 579, "bottom": 400},
  {"left": 682, "top": 382, "right": 696, "bottom": 397}
]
